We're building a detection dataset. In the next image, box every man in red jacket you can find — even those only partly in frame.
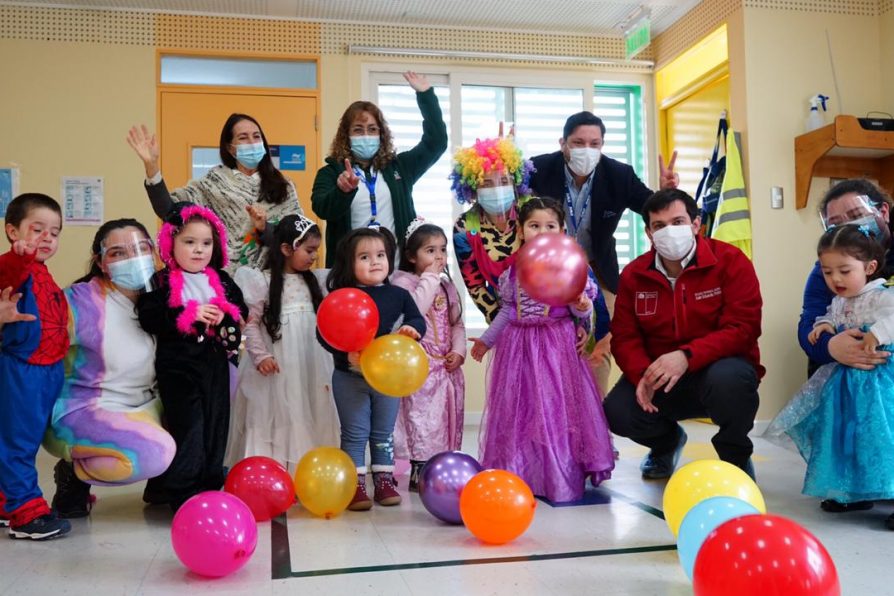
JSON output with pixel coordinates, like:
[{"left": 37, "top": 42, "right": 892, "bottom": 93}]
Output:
[{"left": 605, "top": 189, "right": 763, "bottom": 480}]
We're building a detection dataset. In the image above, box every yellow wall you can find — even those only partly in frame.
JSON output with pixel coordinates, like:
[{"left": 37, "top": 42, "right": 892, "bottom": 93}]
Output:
[
  {"left": 0, "top": 39, "right": 157, "bottom": 286},
  {"left": 735, "top": 8, "right": 884, "bottom": 418},
  {"left": 882, "top": 7, "right": 894, "bottom": 110}
]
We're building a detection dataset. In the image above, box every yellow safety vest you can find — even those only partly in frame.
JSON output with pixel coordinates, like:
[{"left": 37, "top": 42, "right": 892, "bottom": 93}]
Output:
[{"left": 711, "top": 130, "right": 752, "bottom": 259}]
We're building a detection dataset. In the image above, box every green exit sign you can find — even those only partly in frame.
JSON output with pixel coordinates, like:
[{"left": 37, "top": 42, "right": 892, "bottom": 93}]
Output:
[{"left": 625, "top": 18, "right": 651, "bottom": 60}]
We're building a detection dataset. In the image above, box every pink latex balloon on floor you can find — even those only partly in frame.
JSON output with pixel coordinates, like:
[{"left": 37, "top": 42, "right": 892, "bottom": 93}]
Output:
[
  {"left": 171, "top": 491, "right": 258, "bottom": 578},
  {"left": 516, "top": 233, "right": 588, "bottom": 306}
]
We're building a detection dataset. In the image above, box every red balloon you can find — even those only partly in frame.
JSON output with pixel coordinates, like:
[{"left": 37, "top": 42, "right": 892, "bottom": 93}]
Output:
[
  {"left": 317, "top": 288, "right": 379, "bottom": 352},
  {"left": 223, "top": 456, "right": 296, "bottom": 522},
  {"left": 516, "top": 234, "right": 588, "bottom": 306},
  {"left": 693, "top": 514, "right": 840, "bottom": 596}
]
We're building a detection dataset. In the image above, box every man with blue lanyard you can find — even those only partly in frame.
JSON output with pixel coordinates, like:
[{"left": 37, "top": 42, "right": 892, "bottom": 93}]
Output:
[{"left": 530, "top": 112, "right": 678, "bottom": 392}]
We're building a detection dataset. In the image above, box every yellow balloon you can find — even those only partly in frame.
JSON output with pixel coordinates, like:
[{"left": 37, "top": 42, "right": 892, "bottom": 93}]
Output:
[
  {"left": 360, "top": 334, "right": 429, "bottom": 397},
  {"left": 663, "top": 459, "right": 765, "bottom": 537},
  {"left": 293, "top": 447, "right": 357, "bottom": 519}
]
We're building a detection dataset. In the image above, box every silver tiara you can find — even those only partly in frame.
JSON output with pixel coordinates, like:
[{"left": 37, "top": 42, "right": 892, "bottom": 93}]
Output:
[
  {"left": 293, "top": 215, "right": 316, "bottom": 242},
  {"left": 405, "top": 216, "right": 428, "bottom": 241}
]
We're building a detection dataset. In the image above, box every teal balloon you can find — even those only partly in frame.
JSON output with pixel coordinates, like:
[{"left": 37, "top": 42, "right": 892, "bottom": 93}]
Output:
[{"left": 678, "top": 496, "right": 760, "bottom": 581}]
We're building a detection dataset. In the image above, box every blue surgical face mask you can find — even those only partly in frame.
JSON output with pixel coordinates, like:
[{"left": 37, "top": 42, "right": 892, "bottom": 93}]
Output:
[
  {"left": 107, "top": 254, "right": 156, "bottom": 291},
  {"left": 234, "top": 142, "right": 266, "bottom": 169},
  {"left": 476, "top": 185, "right": 516, "bottom": 216},
  {"left": 350, "top": 136, "right": 380, "bottom": 161}
]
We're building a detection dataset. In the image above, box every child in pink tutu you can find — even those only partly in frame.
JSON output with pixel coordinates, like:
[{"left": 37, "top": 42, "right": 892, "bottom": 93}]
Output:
[
  {"left": 471, "top": 197, "right": 614, "bottom": 502},
  {"left": 392, "top": 218, "right": 466, "bottom": 491}
]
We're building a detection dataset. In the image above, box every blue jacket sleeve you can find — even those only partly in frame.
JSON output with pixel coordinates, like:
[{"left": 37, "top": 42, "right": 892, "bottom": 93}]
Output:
[
  {"left": 594, "top": 289, "right": 610, "bottom": 340},
  {"left": 798, "top": 261, "right": 835, "bottom": 364}
]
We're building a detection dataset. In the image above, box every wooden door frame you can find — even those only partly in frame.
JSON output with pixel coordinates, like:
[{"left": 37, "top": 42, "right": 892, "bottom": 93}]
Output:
[{"left": 154, "top": 48, "right": 322, "bottom": 190}]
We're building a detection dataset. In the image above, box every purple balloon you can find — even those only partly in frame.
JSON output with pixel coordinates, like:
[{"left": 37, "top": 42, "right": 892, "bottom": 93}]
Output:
[{"left": 418, "top": 451, "right": 483, "bottom": 524}]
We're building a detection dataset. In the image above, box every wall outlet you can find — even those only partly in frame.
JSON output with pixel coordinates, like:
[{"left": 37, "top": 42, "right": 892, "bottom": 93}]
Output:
[{"left": 771, "top": 186, "right": 784, "bottom": 209}]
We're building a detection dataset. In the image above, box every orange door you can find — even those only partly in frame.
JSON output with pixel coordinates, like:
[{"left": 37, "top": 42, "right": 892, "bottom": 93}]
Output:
[{"left": 159, "top": 90, "right": 318, "bottom": 218}]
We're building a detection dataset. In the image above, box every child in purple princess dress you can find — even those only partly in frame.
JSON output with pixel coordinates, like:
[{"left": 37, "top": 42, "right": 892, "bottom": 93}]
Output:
[
  {"left": 470, "top": 197, "right": 614, "bottom": 503},
  {"left": 392, "top": 218, "right": 466, "bottom": 490}
]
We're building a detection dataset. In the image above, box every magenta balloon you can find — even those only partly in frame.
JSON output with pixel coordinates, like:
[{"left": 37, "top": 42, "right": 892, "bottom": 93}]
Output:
[
  {"left": 418, "top": 451, "right": 484, "bottom": 524},
  {"left": 516, "top": 234, "right": 588, "bottom": 306},
  {"left": 171, "top": 491, "right": 258, "bottom": 578}
]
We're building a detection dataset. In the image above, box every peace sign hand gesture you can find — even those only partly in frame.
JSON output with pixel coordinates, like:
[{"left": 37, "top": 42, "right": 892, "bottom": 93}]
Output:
[
  {"left": 337, "top": 158, "right": 361, "bottom": 193},
  {"left": 126, "top": 124, "right": 161, "bottom": 178},
  {"left": 12, "top": 230, "right": 50, "bottom": 257},
  {"left": 658, "top": 151, "right": 679, "bottom": 190}
]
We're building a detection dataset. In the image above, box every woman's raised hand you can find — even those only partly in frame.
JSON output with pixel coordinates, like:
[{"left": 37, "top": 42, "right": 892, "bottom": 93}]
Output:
[
  {"left": 126, "top": 124, "right": 161, "bottom": 178},
  {"left": 403, "top": 71, "right": 431, "bottom": 93}
]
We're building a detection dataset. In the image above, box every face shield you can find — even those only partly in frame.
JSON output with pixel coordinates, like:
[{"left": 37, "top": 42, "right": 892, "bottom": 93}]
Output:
[
  {"left": 821, "top": 194, "right": 889, "bottom": 242},
  {"left": 101, "top": 232, "right": 157, "bottom": 293}
]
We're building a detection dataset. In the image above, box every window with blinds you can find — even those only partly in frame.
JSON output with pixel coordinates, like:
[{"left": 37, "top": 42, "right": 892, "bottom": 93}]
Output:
[
  {"left": 594, "top": 84, "right": 650, "bottom": 267},
  {"left": 374, "top": 78, "right": 649, "bottom": 330}
]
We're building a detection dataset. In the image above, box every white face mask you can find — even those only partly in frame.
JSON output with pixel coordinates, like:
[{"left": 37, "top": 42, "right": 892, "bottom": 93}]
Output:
[
  {"left": 651, "top": 224, "right": 695, "bottom": 261},
  {"left": 567, "top": 147, "right": 601, "bottom": 177}
]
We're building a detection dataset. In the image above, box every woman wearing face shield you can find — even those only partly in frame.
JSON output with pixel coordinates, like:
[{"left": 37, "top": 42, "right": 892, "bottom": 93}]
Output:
[
  {"left": 43, "top": 220, "right": 176, "bottom": 519},
  {"left": 311, "top": 72, "right": 447, "bottom": 266},
  {"left": 127, "top": 114, "right": 303, "bottom": 272},
  {"left": 451, "top": 136, "right": 537, "bottom": 323},
  {"left": 799, "top": 179, "right": 894, "bottom": 376}
]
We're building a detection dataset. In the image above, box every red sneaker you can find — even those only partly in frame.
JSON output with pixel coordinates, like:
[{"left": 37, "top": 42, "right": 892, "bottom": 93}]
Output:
[
  {"left": 347, "top": 475, "right": 372, "bottom": 511},
  {"left": 373, "top": 472, "right": 401, "bottom": 506}
]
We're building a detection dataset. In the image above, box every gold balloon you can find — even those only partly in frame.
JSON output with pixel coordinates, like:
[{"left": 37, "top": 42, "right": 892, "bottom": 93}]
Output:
[
  {"left": 360, "top": 334, "right": 429, "bottom": 397},
  {"left": 293, "top": 447, "right": 357, "bottom": 519}
]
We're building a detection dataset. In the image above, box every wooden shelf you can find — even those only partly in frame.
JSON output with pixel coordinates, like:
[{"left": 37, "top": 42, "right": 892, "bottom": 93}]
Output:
[{"left": 794, "top": 115, "right": 894, "bottom": 209}]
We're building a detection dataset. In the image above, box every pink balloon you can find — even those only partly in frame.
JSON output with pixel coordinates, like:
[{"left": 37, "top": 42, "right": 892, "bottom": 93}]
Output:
[
  {"left": 516, "top": 234, "right": 588, "bottom": 306},
  {"left": 171, "top": 491, "right": 258, "bottom": 578}
]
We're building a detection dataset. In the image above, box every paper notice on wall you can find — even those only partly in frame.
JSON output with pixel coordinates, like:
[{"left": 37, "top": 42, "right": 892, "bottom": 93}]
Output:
[
  {"left": 62, "top": 176, "right": 103, "bottom": 225},
  {"left": 0, "top": 168, "right": 19, "bottom": 216}
]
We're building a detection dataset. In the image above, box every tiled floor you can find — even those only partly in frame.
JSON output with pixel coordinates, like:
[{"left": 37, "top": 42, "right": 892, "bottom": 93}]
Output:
[{"left": 2, "top": 421, "right": 891, "bottom": 595}]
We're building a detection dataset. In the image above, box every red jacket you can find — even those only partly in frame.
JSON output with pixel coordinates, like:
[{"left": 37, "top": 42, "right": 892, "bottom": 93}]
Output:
[{"left": 611, "top": 236, "right": 763, "bottom": 386}]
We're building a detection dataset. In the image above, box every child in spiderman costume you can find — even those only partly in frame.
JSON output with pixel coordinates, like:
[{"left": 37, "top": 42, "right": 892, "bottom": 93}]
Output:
[
  {"left": 0, "top": 193, "right": 71, "bottom": 540},
  {"left": 137, "top": 202, "right": 247, "bottom": 512}
]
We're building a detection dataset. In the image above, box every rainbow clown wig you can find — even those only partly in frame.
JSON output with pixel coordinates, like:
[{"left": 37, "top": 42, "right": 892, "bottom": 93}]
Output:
[{"left": 449, "top": 137, "right": 535, "bottom": 205}]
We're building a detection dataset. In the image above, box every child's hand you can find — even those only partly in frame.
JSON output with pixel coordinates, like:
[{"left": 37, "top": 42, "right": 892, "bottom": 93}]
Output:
[
  {"left": 591, "top": 333, "right": 612, "bottom": 363},
  {"left": 257, "top": 357, "right": 280, "bottom": 376},
  {"left": 808, "top": 323, "right": 836, "bottom": 345},
  {"left": 423, "top": 260, "right": 443, "bottom": 275},
  {"left": 12, "top": 230, "right": 50, "bottom": 257},
  {"left": 470, "top": 338, "right": 489, "bottom": 362},
  {"left": 0, "top": 286, "right": 36, "bottom": 324},
  {"left": 246, "top": 204, "right": 267, "bottom": 232},
  {"left": 575, "top": 327, "right": 589, "bottom": 355},
  {"left": 347, "top": 351, "right": 361, "bottom": 366},
  {"left": 444, "top": 351, "right": 465, "bottom": 372},
  {"left": 573, "top": 292, "right": 591, "bottom": 311},
  {"left": 397, "top": 325, "right": 421, "bottom": 340},
  {"left": 197, "top": 304, "right": 224, "bottom": 326},
  {"left": 863, "top": 332, "right": 880, "bottom": 354}
]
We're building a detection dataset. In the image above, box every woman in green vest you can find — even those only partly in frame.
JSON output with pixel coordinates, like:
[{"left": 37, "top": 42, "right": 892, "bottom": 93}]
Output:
[{"left": 311, "top": 72, "right": 447, "bottom": 266}]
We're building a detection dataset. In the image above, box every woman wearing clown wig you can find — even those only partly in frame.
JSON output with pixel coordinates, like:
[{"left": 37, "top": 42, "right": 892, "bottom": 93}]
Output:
[
  {"left": 137, "top": 203, "right": 247, "bottom": 512},
  {"left": 451, "top": 137, "right": 536, "bottom": 323}
]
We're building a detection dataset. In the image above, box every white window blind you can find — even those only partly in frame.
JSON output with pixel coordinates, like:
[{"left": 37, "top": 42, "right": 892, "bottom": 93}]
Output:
[{"left": 594, "top": 85, "right": 649, "bottom": 268}]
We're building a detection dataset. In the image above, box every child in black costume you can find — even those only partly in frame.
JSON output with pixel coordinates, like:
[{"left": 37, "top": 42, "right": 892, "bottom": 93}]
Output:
[{"left": 137, "top": 202, "right": 247, "bottom": 511}]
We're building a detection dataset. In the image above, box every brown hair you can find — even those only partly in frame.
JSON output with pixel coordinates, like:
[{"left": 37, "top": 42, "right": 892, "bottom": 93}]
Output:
[{"left": 329, "top": 101, "right": 396, "bottom": 171}]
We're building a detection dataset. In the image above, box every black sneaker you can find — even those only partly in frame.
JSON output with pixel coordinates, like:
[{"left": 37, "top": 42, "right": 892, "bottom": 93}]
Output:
[
  {"left": 9, "top": 513, "right": 71, "bottom": 540},
  {"left": 408, "top": 461, "right": 425, "bottom": 493},
  {"left": 52, "top": 459, "right": 92, "bottom": 519},
  {"left": 820, "top": 499, "right": 874, "bottom": 513},
  {"left": 640, "top": 427, "right": 688, "bottom": 480}
]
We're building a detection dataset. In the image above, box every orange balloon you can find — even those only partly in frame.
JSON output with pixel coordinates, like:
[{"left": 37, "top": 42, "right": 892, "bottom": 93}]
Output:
[
  {"left": 459, "top": 469, "right": 536, "bottom": 545},
  {"left": 360, "top": 334, "right": 429, "bottom": 397}
]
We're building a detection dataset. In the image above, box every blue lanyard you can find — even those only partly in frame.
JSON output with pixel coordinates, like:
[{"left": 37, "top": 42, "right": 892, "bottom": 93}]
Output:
[
  {"left": 565, "top": 182, "right": 591, "bottom": 235},
  {"left": 353, "top": 166, "right": 379, "bottom": 226}
]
